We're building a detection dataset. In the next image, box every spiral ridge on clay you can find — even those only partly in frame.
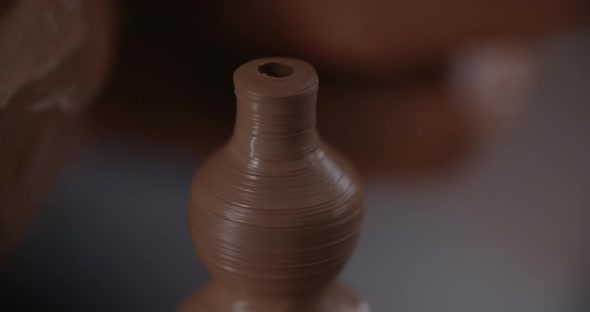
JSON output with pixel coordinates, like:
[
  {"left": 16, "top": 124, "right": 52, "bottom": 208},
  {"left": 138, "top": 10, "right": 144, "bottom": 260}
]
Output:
[{"left": 188, "top": 58, "right": 364, "bottom": 297}]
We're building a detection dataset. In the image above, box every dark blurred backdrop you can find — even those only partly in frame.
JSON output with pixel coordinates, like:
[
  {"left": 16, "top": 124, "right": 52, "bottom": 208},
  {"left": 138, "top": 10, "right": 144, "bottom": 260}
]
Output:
[{"left": 1, "top": 1, "right": 589, "bottom": 311}]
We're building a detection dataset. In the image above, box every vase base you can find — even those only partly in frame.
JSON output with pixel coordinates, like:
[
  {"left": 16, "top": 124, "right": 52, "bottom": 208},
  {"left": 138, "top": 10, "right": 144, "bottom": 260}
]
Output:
[{"left": 179, "top": 281, "right": 369, "bottom": 312}]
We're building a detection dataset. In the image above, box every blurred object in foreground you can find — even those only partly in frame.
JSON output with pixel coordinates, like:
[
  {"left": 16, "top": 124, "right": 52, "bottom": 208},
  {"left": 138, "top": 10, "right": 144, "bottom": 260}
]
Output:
[{"left": 0, "top": 0, "right": 113, "bottom": 262}]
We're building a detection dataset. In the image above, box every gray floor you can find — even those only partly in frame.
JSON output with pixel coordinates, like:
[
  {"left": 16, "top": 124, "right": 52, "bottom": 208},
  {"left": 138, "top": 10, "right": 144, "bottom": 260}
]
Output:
[{"left": 2, "top": 31, "right": 589, "bottom": 312}]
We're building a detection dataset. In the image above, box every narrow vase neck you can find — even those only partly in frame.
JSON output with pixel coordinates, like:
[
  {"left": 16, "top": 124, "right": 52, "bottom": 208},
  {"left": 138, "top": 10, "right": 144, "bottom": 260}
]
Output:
[
  {"left": 229, "top": 58, "right": 320, "bottom": 160},
  {"left": 230, "top": 95, "right": 319, "bottom": 159}
]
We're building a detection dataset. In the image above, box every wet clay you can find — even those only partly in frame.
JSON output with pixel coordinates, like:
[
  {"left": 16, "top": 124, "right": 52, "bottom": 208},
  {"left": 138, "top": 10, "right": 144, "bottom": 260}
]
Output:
[{"left": 180, "top": 58, "right": 368, "bottom": 312}]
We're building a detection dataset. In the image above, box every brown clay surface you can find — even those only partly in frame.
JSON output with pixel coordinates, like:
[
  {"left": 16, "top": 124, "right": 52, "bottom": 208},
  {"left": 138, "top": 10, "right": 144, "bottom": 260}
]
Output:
[
  {"left": 181, "top": 58, "right": 367, "bottom": 311},
  {"left": 181, "top": 281, "right": 366, "bottom": 312}
]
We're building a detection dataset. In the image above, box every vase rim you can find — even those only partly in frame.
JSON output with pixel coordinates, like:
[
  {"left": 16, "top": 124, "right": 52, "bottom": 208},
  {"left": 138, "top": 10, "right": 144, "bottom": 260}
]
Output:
[{"left": 233, "top": 57, "right": 318, "bottom": 100}]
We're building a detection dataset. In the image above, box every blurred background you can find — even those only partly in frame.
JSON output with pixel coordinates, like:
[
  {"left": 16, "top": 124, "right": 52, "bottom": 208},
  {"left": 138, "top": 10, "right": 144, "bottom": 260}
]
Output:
[{"left": 1, "top": 1, "right": 589, "bottom": 311}]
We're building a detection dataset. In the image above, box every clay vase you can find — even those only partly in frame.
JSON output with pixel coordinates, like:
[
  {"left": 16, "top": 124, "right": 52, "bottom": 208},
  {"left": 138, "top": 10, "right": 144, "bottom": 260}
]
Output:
[{"left": 181, "top": 58, "right": 367, "bottom": 311}]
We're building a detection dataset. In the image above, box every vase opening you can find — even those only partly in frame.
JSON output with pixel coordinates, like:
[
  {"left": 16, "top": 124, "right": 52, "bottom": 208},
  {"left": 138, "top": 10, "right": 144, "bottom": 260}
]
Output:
[{"left": 257, "top": 62, "right": 294, "bottom": 78}]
